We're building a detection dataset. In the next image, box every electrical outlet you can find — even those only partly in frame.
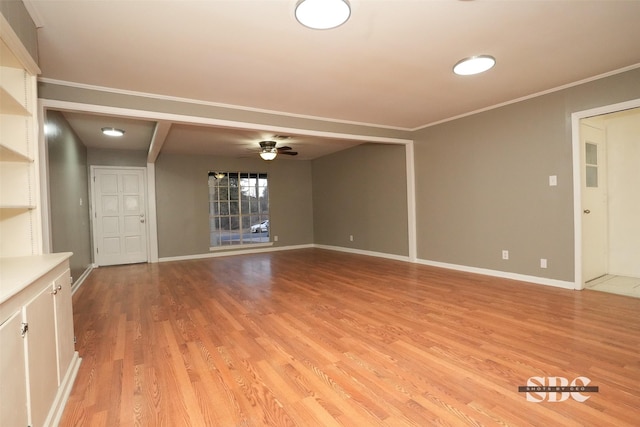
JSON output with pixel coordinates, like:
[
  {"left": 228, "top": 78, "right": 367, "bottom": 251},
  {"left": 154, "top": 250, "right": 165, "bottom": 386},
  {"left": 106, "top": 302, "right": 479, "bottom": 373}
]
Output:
[
  {"left": 349, "top": 235, "right": 354, "bottom": 242},
  {"left": 273, "top": 235, "right": 278, "bottom": 242},
  {"left": 540, "top": 258, "right": 548, "bottom": 268},
  {"left": 502, "top": 250, "right": 509, "bottom": 260},
  {"left": 549, "top": 175, "right": 557, "bottom": 186}
]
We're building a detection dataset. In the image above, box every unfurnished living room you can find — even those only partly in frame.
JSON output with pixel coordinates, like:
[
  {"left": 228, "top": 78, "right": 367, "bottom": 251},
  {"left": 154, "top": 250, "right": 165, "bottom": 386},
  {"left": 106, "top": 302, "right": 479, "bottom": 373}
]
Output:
[{"left": 1, "top": 1, "right": 639, "bottom": 426}]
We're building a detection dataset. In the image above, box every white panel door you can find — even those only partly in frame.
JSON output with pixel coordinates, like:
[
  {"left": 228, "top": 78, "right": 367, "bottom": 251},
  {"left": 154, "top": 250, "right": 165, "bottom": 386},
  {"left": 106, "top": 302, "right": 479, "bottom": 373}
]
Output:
[
  {"left": 580, "top": 122, "right": 608, "bottom": 282},
  {"left": 93, "top": 167, "right": 148, "bottom": 266}
]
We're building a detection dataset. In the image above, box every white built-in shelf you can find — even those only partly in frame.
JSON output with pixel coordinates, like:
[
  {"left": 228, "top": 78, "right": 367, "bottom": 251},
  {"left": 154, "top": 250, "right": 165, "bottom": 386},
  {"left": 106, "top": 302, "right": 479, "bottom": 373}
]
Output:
[
  {"left": 0, "top": 86, "right": 30, "bottom": 116},
  {"left": 0, "top": 203, "right": 37, "bottom": 211},
  {"left": 0, "top": 144, "right": 32, "bottom": 163},
  {"left": 1, "top": 25, "right": 40, "bottom": 259}
]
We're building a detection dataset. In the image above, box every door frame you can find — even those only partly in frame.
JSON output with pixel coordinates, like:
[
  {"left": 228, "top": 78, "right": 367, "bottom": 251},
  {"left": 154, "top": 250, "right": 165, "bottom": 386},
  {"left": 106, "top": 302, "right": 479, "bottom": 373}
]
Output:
[
  {"left": 89, "top": 165, "right": 150, "bottom": 266},
  {"left": 571, "top": 98, "right": 640, "bottom": 289}
]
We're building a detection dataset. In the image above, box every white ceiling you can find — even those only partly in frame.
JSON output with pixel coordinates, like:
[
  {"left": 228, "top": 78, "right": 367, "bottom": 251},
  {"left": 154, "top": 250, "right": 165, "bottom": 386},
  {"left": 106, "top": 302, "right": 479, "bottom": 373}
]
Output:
[{"left": 30, "top": 0, "right": 640, "bottom": 159}]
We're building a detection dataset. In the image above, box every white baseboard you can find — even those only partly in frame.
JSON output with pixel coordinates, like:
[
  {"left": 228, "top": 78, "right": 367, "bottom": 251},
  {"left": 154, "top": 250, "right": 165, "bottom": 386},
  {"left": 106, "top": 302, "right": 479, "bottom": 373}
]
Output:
[
  {"left": 313, "top": 244, "right": 411, "bottom": 263},
  {"left": 312, "top": 245, "right": 576, "bottom": 290},
  {"left": 159, "top": 244, "right": 315, "bottom": 263},
  {"left": 71, "top": 264, "right": 94, "bottom": 295},
  {"left": 45, "top": 352, "right": 82, "bottom": 427},
  {"left": 415, "top": 258, "right": 576, "bottom": 290},
  {"left": 159, "top": 243, "right": 576, "bottom": 290}
]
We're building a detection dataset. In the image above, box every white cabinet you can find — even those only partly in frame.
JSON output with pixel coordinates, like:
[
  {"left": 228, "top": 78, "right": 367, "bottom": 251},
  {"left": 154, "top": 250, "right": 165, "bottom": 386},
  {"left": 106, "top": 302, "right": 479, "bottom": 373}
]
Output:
[
  {"left": 24, "top": 283, "right": 60, "bottom": 427},
  {"left": 53, "top": 271, "right": 76, "bottom": 385},
  {"left": 0, "top": 22, "right": 41, "bottom": 258},
  {"left": 0, "top": 309, "right": 29, "bottom": 427},
  {"left": 0, "top": 254, "right": 81, "bottom": 427}
]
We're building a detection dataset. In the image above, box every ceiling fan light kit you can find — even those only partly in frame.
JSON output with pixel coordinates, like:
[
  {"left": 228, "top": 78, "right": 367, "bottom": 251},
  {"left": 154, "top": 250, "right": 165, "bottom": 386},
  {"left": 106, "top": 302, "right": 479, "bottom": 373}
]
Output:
[
  {"left": 258, "top": 140, "right": 298, "bottom": 160},
  {"left": 295, "top": 0, "right": 351, "bottom": 30},
  {"left": 453, "top": 55, "right": 496, "bottom": 76},
  {"left": 260, "top": 149, "right": 278, "bottom": 161},
  {"left": 259, "top": 140, "right": 279, "bottom": 160}
]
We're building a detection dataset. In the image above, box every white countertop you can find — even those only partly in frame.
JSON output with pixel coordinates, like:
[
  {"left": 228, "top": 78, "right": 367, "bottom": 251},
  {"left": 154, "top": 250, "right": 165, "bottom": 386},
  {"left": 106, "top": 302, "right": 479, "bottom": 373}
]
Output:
[{"left": 0, "top": 252, "right": 72, "bottom": 305}]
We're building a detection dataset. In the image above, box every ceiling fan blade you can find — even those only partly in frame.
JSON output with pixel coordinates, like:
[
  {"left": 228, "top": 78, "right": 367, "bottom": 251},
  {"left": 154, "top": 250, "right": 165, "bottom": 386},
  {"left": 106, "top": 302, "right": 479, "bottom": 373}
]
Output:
[
  {"left": 280, "top": 151, "right": 298, "bottom": 156},
  {"left": 277, "top": 146, "right": 292, "bottom": 151}
]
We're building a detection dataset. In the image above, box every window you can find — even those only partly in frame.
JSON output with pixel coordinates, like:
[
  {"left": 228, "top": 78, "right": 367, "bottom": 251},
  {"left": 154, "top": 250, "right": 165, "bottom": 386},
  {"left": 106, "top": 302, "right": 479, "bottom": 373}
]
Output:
[
  {"left": 585, "top": 142, "right": 598, "bottom": 188},
  {"left": 208, "top": 172, "right": 269, "bottom": 247}
]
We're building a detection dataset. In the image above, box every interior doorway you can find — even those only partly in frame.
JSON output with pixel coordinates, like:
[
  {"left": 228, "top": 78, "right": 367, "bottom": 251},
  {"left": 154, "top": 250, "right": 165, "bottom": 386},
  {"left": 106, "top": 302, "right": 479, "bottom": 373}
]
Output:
[{"left": 574, "top": 102, "right": 640, "bottom": 297}]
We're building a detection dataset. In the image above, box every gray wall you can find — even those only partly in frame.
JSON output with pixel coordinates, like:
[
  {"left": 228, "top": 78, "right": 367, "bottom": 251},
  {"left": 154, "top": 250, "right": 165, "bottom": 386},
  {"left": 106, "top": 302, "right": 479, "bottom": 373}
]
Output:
[
  {"left": 46, "top": 111, "right": 92, "bottom": 280},
  {"left": 87, "top": 147, "right": 147, "bottom": 167},
  {"left": 312, "top": 143, "right": 408, "bottom": 256},
  {"left": 413, "top": 67, "right": 640, "bottom": 282},
  {"left": 39, "top": 67, "right": 640, "bottom": 285},
  {"left": 155, "top": 153, "right": 314, "bottom": 258},
  {"left": 0, "top": 0, "right": 38, "bottom": 63}
]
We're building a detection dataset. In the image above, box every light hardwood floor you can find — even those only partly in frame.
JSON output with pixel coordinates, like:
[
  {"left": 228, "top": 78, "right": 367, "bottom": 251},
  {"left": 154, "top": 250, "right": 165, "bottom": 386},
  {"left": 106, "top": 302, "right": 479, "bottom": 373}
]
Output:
[{"left": 60, "top": 249, "right": 640, "bottom": 426}]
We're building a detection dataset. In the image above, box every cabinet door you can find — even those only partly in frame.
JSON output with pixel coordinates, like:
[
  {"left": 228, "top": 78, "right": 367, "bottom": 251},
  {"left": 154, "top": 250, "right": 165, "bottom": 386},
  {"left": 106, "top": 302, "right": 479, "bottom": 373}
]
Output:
[
  {"left": 24, "top": 284, "right": 58, "bottom": 427},
  {"left": 54, "top": 269, "right": 75, "bottom": 384},
  {"left": 0, "top": 309, "right": 29, "bottom": 427}
]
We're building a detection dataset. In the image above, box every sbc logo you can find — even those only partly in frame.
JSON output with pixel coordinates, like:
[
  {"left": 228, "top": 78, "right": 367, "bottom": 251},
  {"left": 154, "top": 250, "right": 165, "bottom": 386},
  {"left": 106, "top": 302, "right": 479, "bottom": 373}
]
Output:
[{"left": 519, "top": 376, "right": 598, "bottom": 402}]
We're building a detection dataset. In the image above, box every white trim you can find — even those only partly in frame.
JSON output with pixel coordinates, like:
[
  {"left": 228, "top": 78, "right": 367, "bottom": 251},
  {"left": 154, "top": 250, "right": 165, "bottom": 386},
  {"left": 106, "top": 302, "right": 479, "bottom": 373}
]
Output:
[
  {"left": 159, "top": 244, "right": 314, "bottom": 262},
  {"left": 209, "top": 242, "right": 274, "bottom": 252},
  {"left": 570, "top": 98, "right": 640, "bottom": 290},
  {"left": 405, "top": 142, "right": 417, "bottom": 262},
  {"left": 37, "top": 98, "right": 53, "bottom": 253},
  {"left": 147, "top": 121, "right": 171, "bottom": 164},
  {"left": 415, "top": 63, "right": 640, "bottom": 131},
  {"left": 71, "top": 264, "right": 93, "bottom": 295},
  {"left": 314, "top": 244, "right": 411, "bottom": 263},
  {"left": 415, "top": 258, "right": 576, "bottom": 290},
  {"left": 46, "top": 352, "right": 81, "bottom": 427},
  {"left": 39, "top": 64, "right": 640, "bottom": 133},
  {"left": 22, "top": 0, "right": 46, "bottom": 28},
  {"left": 160, "top": 243, "right": 575, "bottom": 291},
  {"left": 38, "top": 77, "right": 411, "bottom": 132},
  {"left": 146, "top": 163, "right": 159, "bottom": 262}
]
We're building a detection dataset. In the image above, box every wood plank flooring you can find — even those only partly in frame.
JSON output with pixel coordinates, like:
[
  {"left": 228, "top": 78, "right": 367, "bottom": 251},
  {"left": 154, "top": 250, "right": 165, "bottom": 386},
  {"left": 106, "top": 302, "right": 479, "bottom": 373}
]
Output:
[{"left": 60, "top": 249, "right": 640, "bottom": 426}]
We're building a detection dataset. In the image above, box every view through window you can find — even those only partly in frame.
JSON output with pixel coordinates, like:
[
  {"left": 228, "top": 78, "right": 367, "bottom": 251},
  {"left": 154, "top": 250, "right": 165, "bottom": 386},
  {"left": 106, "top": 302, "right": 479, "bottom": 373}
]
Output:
[{"left": 208, "top": 172, "right": 269, "bottom": 247}]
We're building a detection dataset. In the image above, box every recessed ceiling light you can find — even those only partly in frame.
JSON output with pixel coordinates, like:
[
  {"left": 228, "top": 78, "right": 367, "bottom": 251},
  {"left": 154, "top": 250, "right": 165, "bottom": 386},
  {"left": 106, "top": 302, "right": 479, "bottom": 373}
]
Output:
[
  {"left": 453, "top": 55, "right": 496, "bottom": 76},
  {"left": 295, "top": 0, "right": 351, "bottom": 30},
  {"left": 101, "top": 127, "right": 125, "bottom": 137}
]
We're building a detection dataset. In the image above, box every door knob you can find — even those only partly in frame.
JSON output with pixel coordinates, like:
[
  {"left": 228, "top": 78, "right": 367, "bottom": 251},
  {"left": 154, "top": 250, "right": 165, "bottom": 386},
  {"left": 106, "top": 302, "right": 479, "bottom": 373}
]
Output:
[{"left": 583, "top": 209, "right": 591, "bottom": 214}]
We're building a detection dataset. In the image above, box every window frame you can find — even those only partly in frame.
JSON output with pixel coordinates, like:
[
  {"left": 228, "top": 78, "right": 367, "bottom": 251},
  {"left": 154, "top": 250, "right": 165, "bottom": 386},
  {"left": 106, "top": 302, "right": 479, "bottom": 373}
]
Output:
[{"left": 208, "top": 171, "right": 271, "bottom": 250}]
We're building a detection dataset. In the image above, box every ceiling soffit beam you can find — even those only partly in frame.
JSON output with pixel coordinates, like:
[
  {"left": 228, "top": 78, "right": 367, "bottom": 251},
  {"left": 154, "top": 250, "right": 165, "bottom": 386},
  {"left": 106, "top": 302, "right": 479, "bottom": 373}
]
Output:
[{"left": 147, "top": 120, "right": 171, "bottom": 163}]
